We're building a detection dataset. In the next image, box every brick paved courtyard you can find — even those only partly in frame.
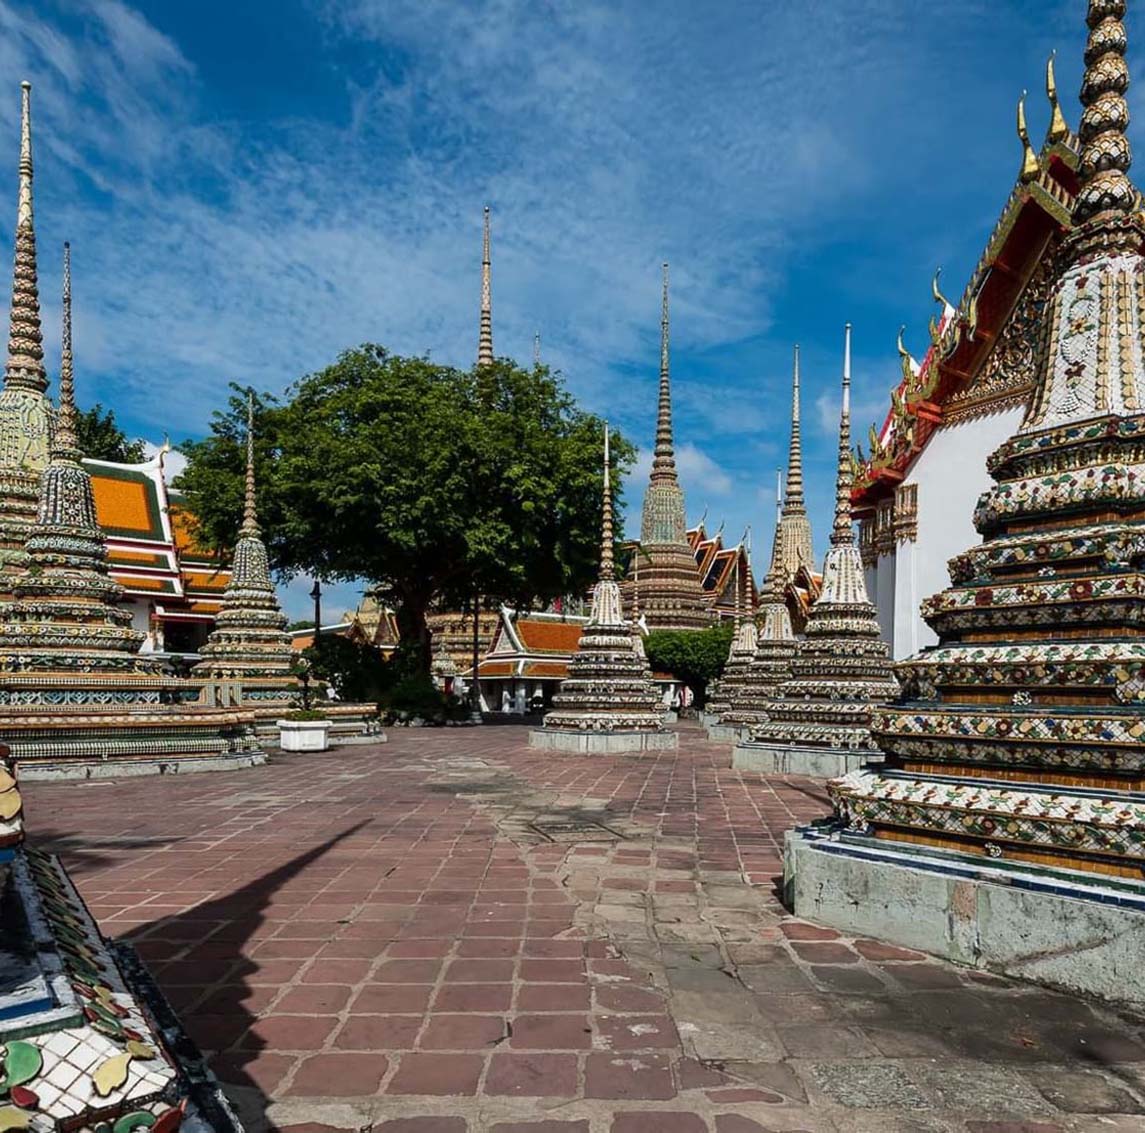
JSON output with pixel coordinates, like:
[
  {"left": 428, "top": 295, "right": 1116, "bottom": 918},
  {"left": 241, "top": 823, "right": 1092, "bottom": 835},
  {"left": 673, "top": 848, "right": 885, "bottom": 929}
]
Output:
[{"left": 21, "top": 724, "right": 1145, "bottom": 1133}]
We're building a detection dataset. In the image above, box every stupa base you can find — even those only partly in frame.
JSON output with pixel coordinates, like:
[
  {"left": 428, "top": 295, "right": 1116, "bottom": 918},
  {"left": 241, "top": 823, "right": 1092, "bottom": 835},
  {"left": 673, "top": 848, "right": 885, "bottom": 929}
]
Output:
[
  {"left": 784, "top": 824, "right": 1145, "bottom": 1013},
  {"left": 732, "top": 741, "right": 882, "bottom": 778},
  {"left": 707, "top": 720, "right": 750, "bottom": 742},
  {"left": 529, "top": 728, "right": 679, "bottom": 754},
  {"left": 18, "top": 748, "right": 267, "bottom": 781}
]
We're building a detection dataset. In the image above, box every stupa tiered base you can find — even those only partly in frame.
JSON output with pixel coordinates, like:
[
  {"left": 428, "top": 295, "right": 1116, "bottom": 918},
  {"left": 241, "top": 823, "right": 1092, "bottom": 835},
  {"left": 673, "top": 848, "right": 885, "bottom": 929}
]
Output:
[
  {"left": 784, "top": 821, "right": 1145, "bottom": 1012},
  {"left": 529, "top": 726, "right": 678, "bottom": 753},
  {"left": 0, "top": 674, "right": 265, "bottom": 779},
  {"left": 237, "top": 679, "right": 385, "bottom": 747},
  {"left": 733, "top": 740, "right": 884, "bottom": 779}
]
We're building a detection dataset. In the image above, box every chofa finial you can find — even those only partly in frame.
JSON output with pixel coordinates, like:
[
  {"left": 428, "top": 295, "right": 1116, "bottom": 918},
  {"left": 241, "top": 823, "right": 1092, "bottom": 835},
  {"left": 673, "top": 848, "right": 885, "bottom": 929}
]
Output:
[
  {"left": 1046, "top": 51, "right": 1070, "bottom": 143},
  {"left": 1017, "top": 91, "right": 1040, "bottom": 183}
]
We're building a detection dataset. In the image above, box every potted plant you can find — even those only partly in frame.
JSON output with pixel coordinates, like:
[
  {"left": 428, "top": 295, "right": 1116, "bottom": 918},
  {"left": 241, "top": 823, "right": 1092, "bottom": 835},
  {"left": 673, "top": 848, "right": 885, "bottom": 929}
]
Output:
[{"left": 278, "top": 657, "right": 332, "bottom": 751}]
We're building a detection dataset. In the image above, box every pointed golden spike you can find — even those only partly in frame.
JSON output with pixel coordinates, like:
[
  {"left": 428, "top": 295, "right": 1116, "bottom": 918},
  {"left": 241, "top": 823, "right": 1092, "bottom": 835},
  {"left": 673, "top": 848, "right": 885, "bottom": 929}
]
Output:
[
  {"left": 1017, "top": 91, "right": 1040, "bottom": 182},
  {"left": 1045, "top": 51, "right": 1069, "bottom": 144}
]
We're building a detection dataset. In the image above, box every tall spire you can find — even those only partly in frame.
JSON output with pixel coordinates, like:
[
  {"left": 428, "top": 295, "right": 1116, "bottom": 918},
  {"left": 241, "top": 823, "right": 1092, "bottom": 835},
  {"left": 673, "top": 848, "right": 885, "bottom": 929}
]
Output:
[
  {"left": 477, "top": 205, "right": 494, "bottom": 367},
  {"left": 1074, "top": 0, "right": 1135, "bottom": 222},
  {"left": 54, "top": 243, "right": 78, "bottom": 460},
  {"left": 4, "top": 81, "right": 45, "bottom": 394},
  {"left": 831, "top": 324, "right": 855, "bottom": 547},
  {"left": 242, "top": 390, "right": 259, "bottom": 538},
  {"left": 651, "top": 262, "right": 676, "bottom": 482},
  {"left": 600, "top": 424, "right": 613, "bottom": 582},
  {"left": 784, "top": 345, "right": 807, "bottom": 514},
  {"left": 533, "top": 331, "right": 541, "bottom": 368}
]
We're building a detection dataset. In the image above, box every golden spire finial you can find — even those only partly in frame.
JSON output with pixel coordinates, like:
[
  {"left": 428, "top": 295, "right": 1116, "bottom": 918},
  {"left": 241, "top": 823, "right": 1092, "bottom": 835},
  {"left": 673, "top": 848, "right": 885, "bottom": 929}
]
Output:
[
  {"left": 1046, "top": 51, "right": 1070, "bottom": 143},
  {"left": 477, "top": 205, "right": 493, "bottom": 367},
  {"left": 1017, "top": 91, "right": 1040, "bottom": 183},
  {"left": 1075, "top": 0, "right": 1135, "bottom": 222},
  {"left": 896, "top": 325, "right": 915, "bottom": 383},
  {"left": 4, "top": 81, "right": 46, "bottom": 394}
]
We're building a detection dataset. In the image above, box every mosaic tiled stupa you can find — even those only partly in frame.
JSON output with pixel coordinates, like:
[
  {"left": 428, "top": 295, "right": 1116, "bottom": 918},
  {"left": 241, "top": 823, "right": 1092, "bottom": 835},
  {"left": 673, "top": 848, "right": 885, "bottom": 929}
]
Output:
[
  {"left": 789, "top": 2, "right": 1145, "bottom": 1008},
  {"left": 628, "top": 265, "right": 710, "bottom": 630},
  {"left": 706, "top": 545, "right": 758, "bottom": 727},
  {"left": 194, "top": 396, "right": 292, "bottom": 690},
  {"left": 0, "top": 242, "right": 261, "bottom": 775},
  {"left": 773, "top": 345, "right": 816, "bottom": 585},
  {"left": 531, "top": 428, "right": 676, "bottom": 752},
  {"left": 718, "top": 513, "right": 798, "bottom": 734},
  {"left": 0, "top": 748, "right": 242, "bottom": 1133},
  {"left": 735, "top": 326, "right": 898, "bottom": 776},
  {"left": 192, "top": 396, "right": 381, "bottom": 744},
  {"left": 0, "top": 84, "right": 53, "bottom": 585}
]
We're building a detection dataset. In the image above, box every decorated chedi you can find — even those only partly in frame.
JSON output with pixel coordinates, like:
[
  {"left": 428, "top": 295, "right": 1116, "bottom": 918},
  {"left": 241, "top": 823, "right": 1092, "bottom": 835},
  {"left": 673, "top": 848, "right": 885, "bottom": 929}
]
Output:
[
  {"left": 194, "top": 394, "right": 293, "bottom": 689},
  {"left": 629, "top": 265, "right": 710, "bottom": 630},
  {"left": 0, "top": 83, "right": 53, "bottom": 585},
  {"left": 789, "top": 2, "right": 1145, "bottom": 1009},
  {"left": 734, "top": 326, "right": 898, "bottom": 776},
  {"left": 720, "top": 495, "right": 798, "bottom": 734},
  {"left": 0, "top": 748, "right": 243, "bottom": 1133},
  {"left": 0, "top": 245, "right": 260, "bottom": 774},
  {"left": 531, "top": 427, "right": 676, "bottom": 752},
  {"left": 0, "top": 244, "right": 161, "bottom": 675},
  {"left": 706, "top": 539, "right": 758, "bottom": 733},
  {"left": 192, "top": 396, "right": 382, "bottom": 744},
  {"left": 773, "top": 345, "right": 816, "bottom": 590}
]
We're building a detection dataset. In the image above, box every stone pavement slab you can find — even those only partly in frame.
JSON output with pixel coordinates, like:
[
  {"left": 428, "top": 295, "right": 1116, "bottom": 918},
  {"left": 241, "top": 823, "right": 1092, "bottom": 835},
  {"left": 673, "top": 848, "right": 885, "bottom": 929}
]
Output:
[{"left": 21, "top": 723, "right": 1145, "bottom": 1133}]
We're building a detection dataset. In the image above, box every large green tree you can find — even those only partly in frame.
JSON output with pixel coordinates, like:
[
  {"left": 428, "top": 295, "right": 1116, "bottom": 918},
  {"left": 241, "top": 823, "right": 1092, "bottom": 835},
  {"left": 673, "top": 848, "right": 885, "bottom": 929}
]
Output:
[
  {"left": 177, "top": 348, "right": 634, "bottom": 673},
  {"left": 77, "top": 403, "right": 146, "bottom": 463},
  {"left": 645, "top": 624, "right": 734, "bottom": 710}
]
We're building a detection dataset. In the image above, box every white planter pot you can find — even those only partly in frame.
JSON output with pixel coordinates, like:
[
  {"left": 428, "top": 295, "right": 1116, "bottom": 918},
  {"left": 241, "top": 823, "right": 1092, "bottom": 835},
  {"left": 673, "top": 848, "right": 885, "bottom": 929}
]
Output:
[{"left": 277, "top": 720, "right": 331, "bottom": 752}]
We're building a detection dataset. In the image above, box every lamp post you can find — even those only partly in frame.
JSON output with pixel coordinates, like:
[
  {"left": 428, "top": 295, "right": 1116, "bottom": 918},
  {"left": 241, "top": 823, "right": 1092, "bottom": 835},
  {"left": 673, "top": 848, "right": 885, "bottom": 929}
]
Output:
[{"left": 310, "top": 578, "right": 322, "bottom": 638}]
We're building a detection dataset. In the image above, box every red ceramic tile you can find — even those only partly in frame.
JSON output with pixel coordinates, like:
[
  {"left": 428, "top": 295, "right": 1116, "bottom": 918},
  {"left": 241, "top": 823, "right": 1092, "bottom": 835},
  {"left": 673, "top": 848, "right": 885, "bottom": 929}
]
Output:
[
  {"left": 286, "top": 1052, "right": 388, "bottom": 1097},
  {"left": 433, "top": 984, "right": 513, "bottom": 1013},
  {"left": 484, "top": 1052, "right": 578, "bottom": 1097},
  {"left": 419, "top": 1014, "right": 507, "bottom": 1050},
  {"left": 386, "top": 1053, "right": 484, "bottom": 1096},
  {"left": 509, "top": 1014, "right": 592, "bottom": 1051},
  {"left": 334, "top": 1015, "right": 422, "bottom": 1050}
]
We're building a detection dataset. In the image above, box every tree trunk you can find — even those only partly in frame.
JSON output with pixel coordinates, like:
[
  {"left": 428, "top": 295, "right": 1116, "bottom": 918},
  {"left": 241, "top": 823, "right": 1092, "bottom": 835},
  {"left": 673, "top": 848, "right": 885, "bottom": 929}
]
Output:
[{"left": 395, "top": 596, "right": 432, "bottom": 677}]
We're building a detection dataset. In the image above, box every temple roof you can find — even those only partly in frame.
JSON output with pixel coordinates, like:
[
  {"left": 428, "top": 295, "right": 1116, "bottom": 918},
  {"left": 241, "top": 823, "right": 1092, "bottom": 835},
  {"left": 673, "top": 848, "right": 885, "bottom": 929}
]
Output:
[
  {"left": 83, "top": 456, "right": 232, "bottom": 618},
  {"left": 853, "top": 72, "right": 1084, "bottom": 512}
]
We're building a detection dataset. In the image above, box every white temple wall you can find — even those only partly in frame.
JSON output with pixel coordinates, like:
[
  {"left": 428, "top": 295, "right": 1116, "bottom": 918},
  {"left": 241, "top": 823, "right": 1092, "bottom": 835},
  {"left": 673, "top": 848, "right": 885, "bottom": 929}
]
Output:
[
  {"left": 874, "top": 553, "right": 895, "bottom": 648},
  {"left": 894, "top": 405, "right": 1025, "bottom": 658}
]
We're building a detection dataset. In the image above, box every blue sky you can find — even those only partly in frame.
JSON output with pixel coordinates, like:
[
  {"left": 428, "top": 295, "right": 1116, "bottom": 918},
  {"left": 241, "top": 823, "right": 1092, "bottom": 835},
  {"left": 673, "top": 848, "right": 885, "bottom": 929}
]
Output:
[{"left": 0, "top": 0, "right": 1129, "bottom": 620}]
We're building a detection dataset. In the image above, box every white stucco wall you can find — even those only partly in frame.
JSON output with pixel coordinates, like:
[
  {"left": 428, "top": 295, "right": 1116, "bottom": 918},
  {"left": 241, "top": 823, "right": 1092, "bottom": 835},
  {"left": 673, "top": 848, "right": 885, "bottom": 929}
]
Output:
[{"left": 892, "top": 404, "right": 1026, "bottom": 659}]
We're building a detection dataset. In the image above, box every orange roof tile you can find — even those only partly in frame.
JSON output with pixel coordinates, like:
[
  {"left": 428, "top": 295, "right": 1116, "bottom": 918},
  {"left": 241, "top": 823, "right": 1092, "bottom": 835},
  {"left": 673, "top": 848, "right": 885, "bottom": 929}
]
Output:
[
  {"left": 521, "top": 661, "right": 569, "bottom": 679},
  {"left": 515, "top": 620, "right": 583, "bottom": 654},
  {"left": 477, "top": 660, "right": 516, "bottom": 677},
  {"left": 91, "top": 475, "right": 162, "bottom": 539}
]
